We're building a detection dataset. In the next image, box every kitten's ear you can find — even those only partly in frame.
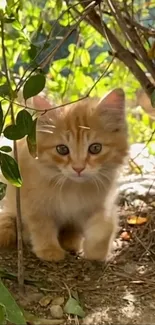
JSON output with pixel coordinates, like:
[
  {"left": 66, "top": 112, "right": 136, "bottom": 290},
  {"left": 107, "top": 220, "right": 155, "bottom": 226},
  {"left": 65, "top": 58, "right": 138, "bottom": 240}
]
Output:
[
  {"left": 97, "top": 88, "right": 125, "bottom": 111},
  {"left": 33, "top": 94, "right": 52, "bottom": 110}
]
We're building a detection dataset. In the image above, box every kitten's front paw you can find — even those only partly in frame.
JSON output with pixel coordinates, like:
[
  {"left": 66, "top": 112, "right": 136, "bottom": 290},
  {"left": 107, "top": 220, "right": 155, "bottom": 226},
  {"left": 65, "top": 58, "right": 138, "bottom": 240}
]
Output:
[
  {"left": 83, "top": 244, "right": 110, "bottom": 261},
  {"left": 34, "top": 246, "right": 65, "bottom": 262}
]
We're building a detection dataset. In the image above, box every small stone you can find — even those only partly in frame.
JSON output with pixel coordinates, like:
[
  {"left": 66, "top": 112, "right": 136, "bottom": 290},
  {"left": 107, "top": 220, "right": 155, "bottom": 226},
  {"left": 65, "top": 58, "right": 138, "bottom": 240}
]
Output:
[
  {"left": 51, "top": 296, "right": 64, "bottom": 306},
  {"left": 50, "top": 305, "right": 63, "bottom": 319},
  {"left": 39, "top": 295, "right": 52, "bottom": 307}
]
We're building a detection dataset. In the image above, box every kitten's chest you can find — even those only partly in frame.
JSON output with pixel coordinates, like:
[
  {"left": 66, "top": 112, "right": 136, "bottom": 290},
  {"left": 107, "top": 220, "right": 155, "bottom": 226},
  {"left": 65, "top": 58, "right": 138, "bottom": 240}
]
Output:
[{"left": 51, "top": 184, "right": 102, "bottom": 224}]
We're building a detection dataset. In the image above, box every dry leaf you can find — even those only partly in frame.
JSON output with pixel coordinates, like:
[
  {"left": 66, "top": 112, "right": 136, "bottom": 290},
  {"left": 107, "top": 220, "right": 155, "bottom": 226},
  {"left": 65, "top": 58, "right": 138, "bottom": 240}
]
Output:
[
  {"left": 127, "top": 215, "right": 148, "bottom": 225},
  {"left": 39, "top": 295, "right": 52, "bottom": 307}
]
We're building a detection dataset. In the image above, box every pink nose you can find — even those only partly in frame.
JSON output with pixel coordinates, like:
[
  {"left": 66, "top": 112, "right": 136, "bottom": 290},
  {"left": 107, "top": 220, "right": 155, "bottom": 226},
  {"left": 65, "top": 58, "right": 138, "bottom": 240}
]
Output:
[{"left": 72, "top": 167, "right": 85, "bottom": 175}]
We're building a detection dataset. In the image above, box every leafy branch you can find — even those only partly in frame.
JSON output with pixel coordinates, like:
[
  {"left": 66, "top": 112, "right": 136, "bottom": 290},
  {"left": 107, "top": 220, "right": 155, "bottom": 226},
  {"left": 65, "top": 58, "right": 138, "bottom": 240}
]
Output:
[{"left": 0, "top": 18, "right": 24, "bottom": 290}]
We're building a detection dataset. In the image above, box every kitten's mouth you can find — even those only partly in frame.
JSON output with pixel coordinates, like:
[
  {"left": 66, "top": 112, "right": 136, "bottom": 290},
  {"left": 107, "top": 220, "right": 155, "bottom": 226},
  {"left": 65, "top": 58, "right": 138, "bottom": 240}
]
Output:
[{"left": 67, "top": 174, "right": 90, "bottom": 182}]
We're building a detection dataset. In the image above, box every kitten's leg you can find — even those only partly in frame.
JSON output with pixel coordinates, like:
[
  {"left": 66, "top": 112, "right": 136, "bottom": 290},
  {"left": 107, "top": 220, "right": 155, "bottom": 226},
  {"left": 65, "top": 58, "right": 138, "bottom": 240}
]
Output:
[
  {"left": 27, "top": 216, "right": 65, "bottom": 262},
  {"left": 58, "top": 223, "right": 83, "bottom": 253},
  {"left": 0, "top": 213, "right": 16, "bottom": 247},
  {"left": 83, "top": 209, "right": 118, "bottom": 261}
]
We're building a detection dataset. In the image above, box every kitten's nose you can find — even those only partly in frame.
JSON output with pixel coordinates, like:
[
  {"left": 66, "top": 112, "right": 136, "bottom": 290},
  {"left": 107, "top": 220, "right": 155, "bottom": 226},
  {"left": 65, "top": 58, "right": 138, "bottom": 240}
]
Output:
[{"left": 72, "top": 166, "right": 85, "bottom": 175}]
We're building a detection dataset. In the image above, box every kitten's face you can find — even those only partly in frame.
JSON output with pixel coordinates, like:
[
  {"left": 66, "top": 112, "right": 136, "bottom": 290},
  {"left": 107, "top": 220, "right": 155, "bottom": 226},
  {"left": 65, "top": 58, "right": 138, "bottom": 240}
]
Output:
[{"left": 37, "top": 89, "right": 128, "bottom": 182}]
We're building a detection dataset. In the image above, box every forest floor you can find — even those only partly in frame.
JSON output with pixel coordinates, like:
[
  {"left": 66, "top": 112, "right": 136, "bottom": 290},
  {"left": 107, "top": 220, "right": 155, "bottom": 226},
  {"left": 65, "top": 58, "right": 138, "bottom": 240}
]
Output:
[{"left": 1, "top": 143, "right": 155, "bottom": 325}]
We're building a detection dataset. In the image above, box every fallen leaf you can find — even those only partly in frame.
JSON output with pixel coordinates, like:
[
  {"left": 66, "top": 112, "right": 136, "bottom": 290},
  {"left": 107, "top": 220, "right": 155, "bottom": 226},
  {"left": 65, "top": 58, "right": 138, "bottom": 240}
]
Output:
[
  {"left": 64, "top": 297, "right": 85, "bottom": 318},
  {"left": 127, "top": 215, "right": 148, "bottom": 225},
  {"left": 51, "top": 296, "right": 64, "bottom": 306},
  {"left": 39, "top": 295, "right": 52, "bottom": 307},
  {"left": 120, "top": 231, "right": 131, "bottom": 241}
]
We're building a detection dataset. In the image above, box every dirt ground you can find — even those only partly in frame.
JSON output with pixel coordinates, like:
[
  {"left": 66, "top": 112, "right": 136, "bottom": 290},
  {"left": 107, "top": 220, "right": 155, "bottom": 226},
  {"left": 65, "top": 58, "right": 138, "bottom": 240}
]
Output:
[
  {"left": 1, "top": 191, "right": 155, "bottom": 325},
  {"left": 1, "top": 145, "right": 155, "bottom": 325}
]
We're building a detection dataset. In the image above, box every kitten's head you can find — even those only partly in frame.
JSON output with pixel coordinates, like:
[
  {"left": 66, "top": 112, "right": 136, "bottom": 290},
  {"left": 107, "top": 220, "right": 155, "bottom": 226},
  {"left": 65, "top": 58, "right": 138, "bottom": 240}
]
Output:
[{"left": 36, "top": 88, "right": 128, "bottom": 182}]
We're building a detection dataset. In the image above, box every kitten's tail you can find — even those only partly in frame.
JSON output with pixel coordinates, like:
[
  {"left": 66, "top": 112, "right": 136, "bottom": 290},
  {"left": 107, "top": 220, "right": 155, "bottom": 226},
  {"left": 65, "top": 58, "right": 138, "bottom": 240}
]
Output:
[
  {"left": 58, "top": 223, "right": 83, "bottom": 253},
  {"left": 0, "top": 213, "right": 16, "bottom": 247}
]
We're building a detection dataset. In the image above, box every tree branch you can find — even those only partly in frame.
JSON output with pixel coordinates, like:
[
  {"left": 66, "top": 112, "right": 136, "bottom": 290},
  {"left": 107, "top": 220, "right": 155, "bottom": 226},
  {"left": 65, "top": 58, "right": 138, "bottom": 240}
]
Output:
[
  {"left": 79, "top": 0, "right": 155, "bottom": 99},
  {"left": 1, "top": 18, "right": 24, "bottom": 291}
]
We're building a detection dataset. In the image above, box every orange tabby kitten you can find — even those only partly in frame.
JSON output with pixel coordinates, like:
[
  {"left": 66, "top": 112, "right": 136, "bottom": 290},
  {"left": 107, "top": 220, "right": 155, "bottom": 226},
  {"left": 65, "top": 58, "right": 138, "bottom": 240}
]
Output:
[{"left": 0, "top": 88, "right": 128, "bottom": 261}]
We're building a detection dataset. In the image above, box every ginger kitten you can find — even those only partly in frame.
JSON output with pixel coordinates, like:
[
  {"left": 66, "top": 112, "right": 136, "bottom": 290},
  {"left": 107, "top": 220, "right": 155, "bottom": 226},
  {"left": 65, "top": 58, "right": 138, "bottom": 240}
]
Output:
[{"left": 0, "top": 88, "right": 128, "bottom": 261}]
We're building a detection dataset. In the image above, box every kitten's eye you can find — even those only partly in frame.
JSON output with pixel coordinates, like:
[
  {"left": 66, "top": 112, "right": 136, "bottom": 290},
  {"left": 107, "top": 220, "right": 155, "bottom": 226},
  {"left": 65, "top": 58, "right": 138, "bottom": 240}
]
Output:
[
  {"left": 88, "top": 143, "right": 102, "bottom": 154},
  {"left": 56, "top": 145, "right": 69, "bottom": 155}
]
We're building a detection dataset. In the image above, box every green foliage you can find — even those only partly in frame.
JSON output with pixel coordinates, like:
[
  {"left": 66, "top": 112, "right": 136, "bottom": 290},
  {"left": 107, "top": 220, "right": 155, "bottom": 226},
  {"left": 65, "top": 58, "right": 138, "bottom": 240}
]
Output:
[
  {"left": 4, "top": 109, "right": 33, "bottom": 140},
  {"left": 0, "top": 153, "right": 22, "bottom": 187},
  {"left": 0, "top": 280, "right": 26, "bottom": 325},
  {"left": 23, "top": 74, "right": 46, "bottom": 101},
  {"left": 0, "top": 0, "right": 154, "bottom": 320}
]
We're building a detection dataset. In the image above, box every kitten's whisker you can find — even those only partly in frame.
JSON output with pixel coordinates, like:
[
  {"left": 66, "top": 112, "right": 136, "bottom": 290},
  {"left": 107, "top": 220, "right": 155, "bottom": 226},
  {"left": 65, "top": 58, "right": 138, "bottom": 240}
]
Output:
[
  {"left": 40, "top": 124, "right": 56, "bottom": 129},
  {"left": 37, "top": 129, "right": 54, "bottom": 134}
]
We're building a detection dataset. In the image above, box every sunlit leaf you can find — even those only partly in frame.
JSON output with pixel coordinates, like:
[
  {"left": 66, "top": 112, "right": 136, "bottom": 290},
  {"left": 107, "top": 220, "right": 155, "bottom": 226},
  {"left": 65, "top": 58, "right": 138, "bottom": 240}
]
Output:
[
  {"left": 12, "top": 20, "right": 22, "bottom": 30},
  {"left": 95, "top": 53, "right": 107, "bottom": 65},
  {"left": 64, "top": 297, "right": 85, "bottom": 318},
  {"left": 0, "top": 153, "right": 22, "bottom": 187},
  {"left": 23, "top": 74, "right": 46, "bottom": 101},
  {"left": 0, "top": 280, "right": 26, "bottom": 325},
  {"left": 81, "top": 49, "right": 90, "bottom": 67}
]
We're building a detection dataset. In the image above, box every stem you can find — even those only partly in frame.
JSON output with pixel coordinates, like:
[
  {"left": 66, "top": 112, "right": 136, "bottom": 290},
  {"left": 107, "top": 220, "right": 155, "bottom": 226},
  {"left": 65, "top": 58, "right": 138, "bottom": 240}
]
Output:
[{"left": 1, "top": 18, "right": 24, "bottom": 291}]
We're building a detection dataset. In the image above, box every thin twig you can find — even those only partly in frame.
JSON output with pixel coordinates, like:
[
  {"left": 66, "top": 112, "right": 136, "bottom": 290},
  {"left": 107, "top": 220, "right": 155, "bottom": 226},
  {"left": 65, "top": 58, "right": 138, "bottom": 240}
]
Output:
[{"left": 1, "top": 18, "right": 24, "bottom": 291}]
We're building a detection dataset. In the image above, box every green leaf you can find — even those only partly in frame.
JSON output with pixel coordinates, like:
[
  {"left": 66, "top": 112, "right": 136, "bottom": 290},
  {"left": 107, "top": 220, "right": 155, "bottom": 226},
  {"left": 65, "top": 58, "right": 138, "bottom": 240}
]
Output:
[
  {"left": 81, "top": 49, "right": 90, "bottom": 68},
  {"left": 0, "top": 102, "right": 3, "bottom": 134},
  {"left": 95, "top": 53, "right": 107, "bottom": 65},
  {"left": 0, "top": 146, "right": 12, "bottom": 153},
  {"left": 4, "top": 125, "right": 25, "bottom": 140},
  {"left": 0, "top": 153, "right": 22, "bottom": 187},
  {"left": 0, "top": 304, "right": 6, "bottom": 324},
  {"left": 12, "top": 20, "right": 22, "bottom": 30},
  {"left": 4, "top": 110, "right": 33, "bottom": 140},
  {"left": 26, "top": 118, "right": 37, "bottom": 158},
  {"left": 0, "top": 182, "right": 7, "bottom": 200},
  {"left": 4, "top": 17, "right": 16, "bottom": 23},
  {"left": 0, "top": 84, "right": 10, "bottom": 98},
  {"left": 151, "top": 89, "right": 155, "bottom": 108},
  {"left": 16, "top": 110, "right": 33, "bottom": 134},
  {"left": 23, "top": 74, "right": 46, "bottom": 101},
  {"left": 0, "top": 280, "right": 26, "bottom": 325},
  {"left": 28, "top": 44, "right": 37, "bottom": 60},
  {"left": 56, "top": 0, "right": 63, "bottom": 11},
  {"left": 64, "top": 297, "right": 85, "bottom": 318}
]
